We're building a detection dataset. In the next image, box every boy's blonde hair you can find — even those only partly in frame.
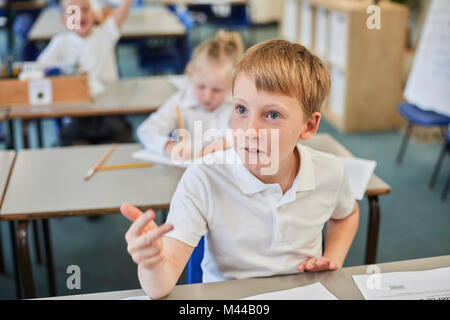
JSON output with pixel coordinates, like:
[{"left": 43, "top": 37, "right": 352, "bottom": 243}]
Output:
[
  {"left": 232, "top": 39, "right": 330, "bottom": 118},
  {"left": 186, "top": 30, "right": 244, "bottom": 73}
]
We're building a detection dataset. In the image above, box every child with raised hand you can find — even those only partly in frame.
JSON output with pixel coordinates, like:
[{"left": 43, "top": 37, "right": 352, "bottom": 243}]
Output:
[
  {"left": 38, "top": 0, "right": 134, "bottom": 145},
  {"left": 136, "top": 30, "right": 243, "bottom": 160},
  {"left": 123, "top": 40, "right": 359, "bottom": 299}
]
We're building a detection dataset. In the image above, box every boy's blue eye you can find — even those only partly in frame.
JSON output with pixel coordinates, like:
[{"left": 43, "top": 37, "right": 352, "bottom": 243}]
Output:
[
  {"left": 268, "top": 112, "right": 279, "bottom": 120},
  {"left": 237, "top": 105, "right": 247, "bottom": 114}
]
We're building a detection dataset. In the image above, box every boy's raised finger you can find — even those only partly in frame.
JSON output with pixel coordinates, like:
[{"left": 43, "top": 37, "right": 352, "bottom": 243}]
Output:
[
  {"left": 128, "top": 210, "right": 155, "bottom": 237},
  {"left": 142, "top": 223, "right": 174, "bottom": 245}
]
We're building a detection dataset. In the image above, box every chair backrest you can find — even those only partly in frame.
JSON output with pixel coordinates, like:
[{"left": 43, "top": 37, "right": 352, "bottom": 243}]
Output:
[{"left": 185, "top": 236, "right": 204, "bottom": 284}]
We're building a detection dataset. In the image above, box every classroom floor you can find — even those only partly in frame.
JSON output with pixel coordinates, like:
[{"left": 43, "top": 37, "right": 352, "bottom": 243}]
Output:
[{"left": 0, "top": 24, "right": 449, "bottom": 299}]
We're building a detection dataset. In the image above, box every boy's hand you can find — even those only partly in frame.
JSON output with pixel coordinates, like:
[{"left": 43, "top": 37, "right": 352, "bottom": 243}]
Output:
[
  {"left": 169, "top": 141, "right": 193, "bottom": 161},
  {"left": 124, "top": 207, "right": 174, "bottom": 270},
  {"left": 297, "top": 256, "right": 337, "bottom": 272}
]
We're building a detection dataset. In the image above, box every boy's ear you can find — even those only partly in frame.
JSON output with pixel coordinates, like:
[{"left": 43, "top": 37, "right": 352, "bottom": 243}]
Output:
[{"left": 299, "top": 112, "right": 321, "bottom": 140}]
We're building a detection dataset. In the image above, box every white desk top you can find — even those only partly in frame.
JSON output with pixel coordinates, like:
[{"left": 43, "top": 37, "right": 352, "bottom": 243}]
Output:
[
  {"left": 0, "top": 150, "right": 16, "bottom": 211},
  {"left": 28, "top": 6, "right": 186, "bottom": 42},
  {"left": 8, "top": 76, "right": 177, "bottom": 119},
  {"left": 0, "top": 143, "right": 185, "bottom": 220},
  {"left": 37, "top": 255, "right": 450, "bottom": 300}
]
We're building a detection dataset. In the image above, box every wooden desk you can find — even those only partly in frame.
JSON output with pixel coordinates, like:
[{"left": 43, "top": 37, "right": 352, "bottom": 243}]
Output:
[
  {"left": 3, "top": 76, "right": 177, "bottom": 149},
  {"left": 28, "top": 6, "right": 186, "bottom": 42},
  {"left": 302, "top": 133, "right": 391, "bottom": 265},
  {"left": 0, "top": 151, "right": 15, "bottom": 208},
  {"left": 0, "top": 134, "right": 390, "bottom": 298},
  {"left": 0, "top": 150, "right": 20, "bottom": 295},
  {"left": 38, "top": 255, "right": 450, "bottom": 300},
  {"left": 0, "top": 143, "right": 185, "bottom": 298},
  {"left": 7, "top": 76, "right": 177, "bottom": 120}
]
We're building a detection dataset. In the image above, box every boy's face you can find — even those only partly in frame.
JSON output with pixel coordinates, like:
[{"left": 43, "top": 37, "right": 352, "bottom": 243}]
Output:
[
  {"left": 62, "top": 0, "right": 95, "bottom": 37},
  {"left": 188, "top": 61, "right": 232, "bottom": 112},
  {"left": 231, "top": 73, "right": 320, "bottom": 176}
]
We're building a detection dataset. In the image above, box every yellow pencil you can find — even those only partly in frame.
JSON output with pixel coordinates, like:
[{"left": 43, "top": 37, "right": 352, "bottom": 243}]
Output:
[
  {"left": 84, "top": 144, "right": 116, "bottom": 181},
  {"left": 176, "top": 105, "right": 185, "bottom": 142},
  {"left": 97, "top": 162, "right": 152, "bottom": 171}
]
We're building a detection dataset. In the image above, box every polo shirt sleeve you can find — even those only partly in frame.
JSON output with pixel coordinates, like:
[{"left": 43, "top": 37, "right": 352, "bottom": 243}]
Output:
[
  {"left": 164, "top": 166, "right": 211, "bottom": 247},
  {"left": 331, "top": 162, "right": 355, "bottom": 220},
  {"left": 136, "top": 91, "right": 180, "bottom": 154},
  {"left": 99, "top": 16, "right": 121, "bottom": 46},
  {"left": 37, "top": 35, "right": 64, "bottom": 67}
]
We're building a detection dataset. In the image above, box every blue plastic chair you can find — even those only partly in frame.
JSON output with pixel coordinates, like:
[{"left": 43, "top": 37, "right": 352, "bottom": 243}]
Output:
[
  {"left": 186, "top": 236, "right": 204, "bottom": 284},
  {"left": 396, "top": 103, "right": 450, "bottom": 164},
  {"left": 137, "top": 6, "right": 193, "bottom": 74},
  {"left": 0, "top": 123, "right": 5, "bottom": 143}
]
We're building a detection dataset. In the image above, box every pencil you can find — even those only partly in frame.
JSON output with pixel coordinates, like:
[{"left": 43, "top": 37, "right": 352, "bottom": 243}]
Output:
[
  {"left": 84, "top": 143, "right": 116, "bottom": 181},
  {"left": 97, "top": 162, "right": 152, "bottom": 171},
  {"left": 176, "top": 105, "right": 185, "bottom": 142}
]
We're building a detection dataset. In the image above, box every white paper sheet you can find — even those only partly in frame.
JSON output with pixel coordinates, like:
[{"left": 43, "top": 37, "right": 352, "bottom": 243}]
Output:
[
  {"left": 404, "top": 0, "right": 450, "bottom": 116},
  {"left": 353, "top": 267, "right": 450, "bottom": 300},
  {"left": 121, "top": 295, "right": 151, "bottom": 300},
  {"left": 132, "top": 149, "right": 195, "bottom": 168},
  {"left": 241, "top": 282, "right": 338, "bottom": 300},
  {"left": 340, "top": 157, "right": 377, "bottom": 200}
]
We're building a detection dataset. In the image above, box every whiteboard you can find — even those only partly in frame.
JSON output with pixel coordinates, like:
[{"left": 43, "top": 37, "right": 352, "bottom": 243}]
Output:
[{"left": 404, "top": 0, "right": 450, "bottom": 117}]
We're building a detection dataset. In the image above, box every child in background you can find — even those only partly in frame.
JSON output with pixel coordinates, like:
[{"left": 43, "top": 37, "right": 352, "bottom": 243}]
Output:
[
  {"left": 122, "top": 40, "right": 360, "bottom": 299},
  {"left": 38, "top": 0, "right": 134, "bottom": 145},
  {"left": 137, "top": 30, "right": 243, "bottom": 160}
]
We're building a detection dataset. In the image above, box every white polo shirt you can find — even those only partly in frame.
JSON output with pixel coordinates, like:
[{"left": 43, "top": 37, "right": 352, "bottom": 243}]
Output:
[
  {"left": 165, "top": 142, "right": 355, "bottom": 283},
  {"left": 38, "top": 16, "right": 120, "bottom": 84},
  {"left": 136, "top": 80, "right": 232, "bottom": 155}
]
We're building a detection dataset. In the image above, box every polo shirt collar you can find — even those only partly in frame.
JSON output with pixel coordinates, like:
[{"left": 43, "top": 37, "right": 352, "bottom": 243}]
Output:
[
  {"left": 295, "top": 142, "right": 316, "bottom": 192},
  {"left": 230, "top": 142, "right": 316, "bottom": 196}
]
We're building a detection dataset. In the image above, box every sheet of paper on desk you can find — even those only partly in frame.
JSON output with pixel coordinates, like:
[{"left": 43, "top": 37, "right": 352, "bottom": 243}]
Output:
[
  {"left": 121, "top": 295, "right": 150, "bottom": 300},
  {"left": 353, "top": 267, "right": 450, "bottom": 300},
  {"left": 241, "top": 282, "right": 338, "bottom": 300},
  {"left": 132, "top": 149, "right": 194, "bottom": 168},
  {"left": 340, "top": 157, "right": 377, "bottom": 200}
]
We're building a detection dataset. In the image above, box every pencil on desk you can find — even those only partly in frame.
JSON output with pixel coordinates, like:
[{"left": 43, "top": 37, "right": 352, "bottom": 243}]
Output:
[
  {"left": 97, "top": 162, "right": 152, "bottom": 171},
  {"left": 176, "top": 105, "right": 185, "bottom": 142},
  {"left": 84, "top": 143, "right": 116, "bottom": 181}
]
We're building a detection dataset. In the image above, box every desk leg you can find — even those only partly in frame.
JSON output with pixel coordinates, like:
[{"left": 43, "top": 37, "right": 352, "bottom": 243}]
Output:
[
  {"left": 32, "top": 221, "right": 42, "bottom": 265},
  {"left": 36, "top": 119, "right": 44, "bottom": 148},
  {"left": 42, "top": 219, "right": 56, "bottom": 297},
  {"left": 365, "top": 196, "right": 380, "bottom": 265},
  {"left": 22, "top": 119, "right": 30, "bottom": 149},
  {"left": 6, "top": 119, "right": 14, "bottom": 150},
  {"left": 17, "top": 220, "right": 35, "bottom": 299},
  {"left": 0, "top": 223, "right": 4, "bottom": 274},
  {"left": 9, "top": 221, "right": 22, "bottom": 299}
]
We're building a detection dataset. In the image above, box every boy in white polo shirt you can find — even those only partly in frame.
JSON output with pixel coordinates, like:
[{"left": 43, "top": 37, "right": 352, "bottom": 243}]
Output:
[{"left": 122, "top": 40, "right": 360, "bottom": 299}]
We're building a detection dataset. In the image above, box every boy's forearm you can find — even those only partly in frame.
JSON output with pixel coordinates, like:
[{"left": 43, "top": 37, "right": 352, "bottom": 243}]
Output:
[
  {"left": 113, "top": 0, "right": 134, "bottom": 29},
  {"left": 137, "top": 260, "right": 179, "bottom": 299},
  {"left": 323, "top": 201, "right": 359, "bottom": 268}
]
